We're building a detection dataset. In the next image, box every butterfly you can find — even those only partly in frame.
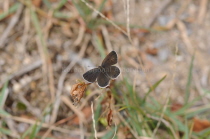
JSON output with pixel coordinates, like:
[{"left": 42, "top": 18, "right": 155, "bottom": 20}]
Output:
[{"left": 83, "top": 51, "right": 120, "bottom": 88}]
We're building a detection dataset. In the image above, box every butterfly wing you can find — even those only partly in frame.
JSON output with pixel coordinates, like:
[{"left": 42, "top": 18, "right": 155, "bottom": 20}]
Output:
[
  {"left": 83, "top": 68, "right": 100, "bottom": 83},
  {"left": 105, "top": 66, "right": 120, "bottom": 79},
  {"left": 97, "top": 72, "right": 110, "bottom": 88},
  {"left": 101, "top": 51, "right": 118, "bottom": 67}
]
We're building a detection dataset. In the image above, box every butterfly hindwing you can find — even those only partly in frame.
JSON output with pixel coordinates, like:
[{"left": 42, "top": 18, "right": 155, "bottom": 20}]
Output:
[
  {"left": 97, "top": 72, "right": 110, "bottom": 88},
  {"left": 83, "top": 68, "right": 100, "bottom": 83},
  {"left": 101, "top": 51, "right": 117, "bottom": 67},
  {"left": 105, "top": 66, "right": 120, "bottom": 79}
]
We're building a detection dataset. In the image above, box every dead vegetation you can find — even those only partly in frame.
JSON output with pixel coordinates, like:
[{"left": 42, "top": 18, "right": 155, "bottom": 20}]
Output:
[{"left": 0, "top": 0, "right": 210, "bottom": 139}]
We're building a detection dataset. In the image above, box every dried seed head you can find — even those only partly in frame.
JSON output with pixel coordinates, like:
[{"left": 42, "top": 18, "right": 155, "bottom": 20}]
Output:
[{"left": 70, "top": 82, "right": 87, "bottom": 105}]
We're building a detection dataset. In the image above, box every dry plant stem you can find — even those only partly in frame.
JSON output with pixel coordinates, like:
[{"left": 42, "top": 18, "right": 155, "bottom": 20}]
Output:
[
  {"left": 91, "top": 101, "right": 98, "bottom": 139},
  {"left": 198, "top": 0, "right": 208, "bottom": 24},
  {"left": 44, "top": 10, "right": 56, "bottom": 102},
  {"left": 101, "top": 26, "right": 113, "bottom": 52},
  {"left": 73, "top": 18, "right": 86, "bottom": 46},
  {"left": 35, "top": 36, "right": 50, "bottom": 98},
  {"left": 0, "top": 114, "right": 107, "bottom": 137},
  {"left": 147, "top": 0, "right": 173, "bottom": 27},
  {"left": 61, "top": 96, "right": 85, "bottom": 139},
  {"left": 0, "top": 60, "right": 42, "bottom": 88},
  {"left": 147, "top": 114, "right": 178, "bottom": 139},
  {"left": 2, "top": 0, "right": 9, "bottom": 11},
  {"left": 22, "top": 8, "right": 30, "bottom": 48},
  {"left": 18, "top": 0, "right": 68, "bottom": 26},
  {"left": 79, "top": 90, "right": 100, "bottom": 110},
  {"left": 125, "top": 0, "right": 132, "bottom": 43},
  {"left": 50, "top": 35, "right": 90, "bottom": 124},
  {"left": 0, "top": 4, "right": 23, "bottom": 48},
  {"left": 152, "top": 46, "right": 179, "bottom": 139},
  {"left": 176, "top": 20, "right": 195, "bottom": 54},
  {"left": 80, "top": 0, "right": 127, "bottom": 36},
  {"left": 4, "top": 118, "right": 19, "bottom": 138},
  {"left": 116, "top": 112, "right": 140, "bottom": 139}
]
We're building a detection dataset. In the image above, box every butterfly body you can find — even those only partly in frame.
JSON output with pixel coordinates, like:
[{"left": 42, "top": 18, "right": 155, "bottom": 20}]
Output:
[{"left": 83, "top": 51, "right": 120, "bottom": 88}]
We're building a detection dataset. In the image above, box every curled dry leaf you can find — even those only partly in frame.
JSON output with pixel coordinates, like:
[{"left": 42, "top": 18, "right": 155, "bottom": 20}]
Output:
[
  {"left": 146, "top": 48, "right": 158, "bottom": 56},
  {"left": 70, "top": 82, "right": 87, "bottom": 105},
  {"left": 193, "top": 117, "right": 210, "bottom": 132}
]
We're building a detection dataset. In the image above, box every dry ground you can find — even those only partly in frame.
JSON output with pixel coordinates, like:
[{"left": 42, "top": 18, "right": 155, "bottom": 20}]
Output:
[{"left": 0, "top": 0, "right": 210, "bottom": 139}]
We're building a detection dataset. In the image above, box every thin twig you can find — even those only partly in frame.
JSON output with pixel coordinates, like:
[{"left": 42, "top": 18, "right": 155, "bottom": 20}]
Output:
[
  {"left": 147, "top": 0, "right": 173, "bottom": 27},
  {"left": 50, "top": 35, "right": 90, "bottom": 124},
  {"left": 101, "top": 26, "right": 113, "bottom": 52},
  {"left": 73, "top": 18, "right": 86, "bottom": 46},
  {"left": 61, "top": 96, "right": 85, "bottom": 139},
  {"left": 0, "top": 114, "right": 106, "bottom": 137},
  {"left": 126, "top": 0, "right": 132, "bottom": 43},
  {"left": 197, "top": 0, "right": 208, "bottom": 24},
  {"left": 176, "top": 20, "right": 194, "bottom": 54},
  {"left": 80, "top": 0, "right": 127, "bottom": 36},
  {"left": 91, "top": 101, "right": 98, "bottom": 139},
  {"left": 0, "top": 60, "right": 42, "bottom": 88},
  {"left": 0, "top": 4, "right": 23, "bottom": 47}
]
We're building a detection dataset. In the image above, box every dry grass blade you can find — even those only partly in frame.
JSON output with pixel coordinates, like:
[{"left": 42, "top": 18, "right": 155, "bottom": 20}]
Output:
[
  {"left": 0, "top": 4, "right": 23, "bottom": 47},
  {"left": 116, "top": 112, "right": 140, "bottom": 139},
  {"left": 0, "top": 60, "right": 42, "bottom": 88},
  {"left": 147, "top": 0, "right": 173, "bottom": 27},
  {"left": 197, "top": 0, "right": 208, "bottom": 24},
  {"left": 80, "top": 0, "right": 128, "bottom": 36},
  {"left": 91, "top": 101, "right": 98, "bottom": 139},
  {"left": 50, "top": 35, "right": 90, "bottom": 124},
  {"left": 61, "top": 96, "right": 85, "bottom": 139},
  {"left": 176, "top": 20, "right": 194, "bottom": 54},
  {"left": 101, "top": 26, "right": 113, "bottom": 52}
]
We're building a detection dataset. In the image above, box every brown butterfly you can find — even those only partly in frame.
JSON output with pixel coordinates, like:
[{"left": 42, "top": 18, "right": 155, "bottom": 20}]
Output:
[{"left": 83, "top": 51, "right": 120, "bottom": 88}]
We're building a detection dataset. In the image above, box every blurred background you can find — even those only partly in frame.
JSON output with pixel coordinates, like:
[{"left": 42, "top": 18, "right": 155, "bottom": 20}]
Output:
[{"left": 0, "top": 0, "right": 210, "bottom": 138}]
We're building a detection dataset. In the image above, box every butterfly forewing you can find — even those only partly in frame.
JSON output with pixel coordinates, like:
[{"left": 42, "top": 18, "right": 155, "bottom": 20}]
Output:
[
  {"left": 101, "top": 51, "right": 117, "bottom": 67},
  {"left": 105, "top": 66, "right": 120, "bottom": 79},
  {"left": 83, "top": 68, "right": 100, "bottom": 83},
  {"left": 97, "top": 72, "right": 110, "bottom": 88}
]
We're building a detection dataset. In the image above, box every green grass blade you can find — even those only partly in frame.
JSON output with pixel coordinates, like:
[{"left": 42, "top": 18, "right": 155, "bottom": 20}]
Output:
[
  {"left": 142, "top": 75, "right": 167, "bottom": 104},
  {"left": 30, "top": 122, "right": 38, "bottom": 139},
  {"left": 43, "top": 0, "right": 51, "bottom": 8},
  {"left": 0, "top": 109, "right": 10, "bottom": 116},
  {"left": 0, "top": 3, "right": 20, "bottom": 20},
  {"left": 21, "top": 125, "right": 33, "bottom": 139},
  {"left": 54, "top": 0, "right": 68, "bottom": 11},
  {"left": 101, "top": 127, "right": 117, "bottom": 139},
  {"left": 0, "top": 128, "right": 13, "bottom": 136},
  {"left": 0, "top": 81, "right": 9, "bottom": 109},
  {"left": 98, "top": 0, "right": 107, "bottom": 13},
  {"left": 29, "top": 121, "right": 42, "bottom": 139},
  {"left": 184, "top": 54, "right": 195, "bottom": 104},
  {"left": 72, "top": 0, "right": 92, "bottom": 18},
  {"left": 53, "top": 11, "right": 72, "bottom": 19}
]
